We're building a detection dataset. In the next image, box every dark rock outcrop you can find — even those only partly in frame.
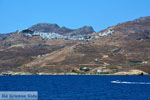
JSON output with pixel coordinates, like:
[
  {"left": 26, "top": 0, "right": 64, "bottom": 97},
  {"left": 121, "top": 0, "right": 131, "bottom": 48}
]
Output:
[
  {"left": 69, "top": 26, "right": 94, "bottom": 36},
  {"left": 29, "top": 23, "right": 60, "bottom": 33},
  {"left": 0, "top": 34, "right": 10, "bottom": 41}
]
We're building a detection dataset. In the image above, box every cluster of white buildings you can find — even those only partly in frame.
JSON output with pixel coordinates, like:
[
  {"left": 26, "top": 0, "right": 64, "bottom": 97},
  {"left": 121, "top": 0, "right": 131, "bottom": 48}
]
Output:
[
  {"left": 97, "top": 30, "right": 114, "bottom": 37},
  {"left": 23, "top": 31, "right": 87, "bottom": 40},
  {"left": 22, "top": 30, "right": 115, "bottom": 41}
]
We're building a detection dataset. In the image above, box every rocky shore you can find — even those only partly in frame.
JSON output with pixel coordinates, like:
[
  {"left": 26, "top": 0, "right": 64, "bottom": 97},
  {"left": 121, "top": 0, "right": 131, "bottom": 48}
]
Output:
[{"left": 0, "top": 69, "right": 148, "bottom": 76}]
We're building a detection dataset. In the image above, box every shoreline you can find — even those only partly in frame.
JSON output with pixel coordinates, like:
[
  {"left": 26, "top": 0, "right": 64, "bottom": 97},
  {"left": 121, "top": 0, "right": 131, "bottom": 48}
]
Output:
[
  {"left": 0, "top": 69, "right": 148, "bottom": 76},
  {"left": 0, "top": 73, "right": 149, "bottom": 76}
]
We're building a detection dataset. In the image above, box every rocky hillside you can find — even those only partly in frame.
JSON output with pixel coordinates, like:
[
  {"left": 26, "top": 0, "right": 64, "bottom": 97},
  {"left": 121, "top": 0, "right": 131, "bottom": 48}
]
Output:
[{"left": 0, "top": 17, "right": 150, "bottom": 75}]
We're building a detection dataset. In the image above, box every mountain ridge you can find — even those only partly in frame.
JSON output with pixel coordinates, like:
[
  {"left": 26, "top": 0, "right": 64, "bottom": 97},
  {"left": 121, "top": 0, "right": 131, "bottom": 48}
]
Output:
[{"left": 28, "top": 23, "right": 95, "bottom": 35}]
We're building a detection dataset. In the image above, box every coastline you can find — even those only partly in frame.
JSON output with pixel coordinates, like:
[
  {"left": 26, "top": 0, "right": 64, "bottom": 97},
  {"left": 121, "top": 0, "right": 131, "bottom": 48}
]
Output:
[
  {"left": 0, "top": 69, "right": 148, "bottom": 76},
  {"left": 0, "top": 73, "right": 149, "bottom": 76}
]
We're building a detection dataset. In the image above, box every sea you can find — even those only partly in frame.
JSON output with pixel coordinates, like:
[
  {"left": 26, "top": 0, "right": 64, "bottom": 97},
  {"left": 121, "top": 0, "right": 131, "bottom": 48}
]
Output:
[{"left": 0, "top": 75, "right": 150, "bottom": 100}]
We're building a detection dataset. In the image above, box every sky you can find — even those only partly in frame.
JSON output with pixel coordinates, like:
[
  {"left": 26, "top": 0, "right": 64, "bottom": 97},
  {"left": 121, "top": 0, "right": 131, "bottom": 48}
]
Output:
[{"left": 0, "top": 0, "right": 150, "bottom": 33}]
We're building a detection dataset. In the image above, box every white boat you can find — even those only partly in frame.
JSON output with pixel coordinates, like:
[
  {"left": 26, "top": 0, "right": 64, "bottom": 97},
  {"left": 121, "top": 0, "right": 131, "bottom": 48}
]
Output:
[
  {"left": 111, "top": 80, "right": 121, "bottom": 83},
  {"left": 111, "top": 80, "right": 150, "bottom": 84}
]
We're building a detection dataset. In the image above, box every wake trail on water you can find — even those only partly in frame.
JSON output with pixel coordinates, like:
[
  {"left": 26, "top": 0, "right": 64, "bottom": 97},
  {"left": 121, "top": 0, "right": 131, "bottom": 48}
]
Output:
[{"left": 111, "top": 80, "right": 150, "bottom": 84}]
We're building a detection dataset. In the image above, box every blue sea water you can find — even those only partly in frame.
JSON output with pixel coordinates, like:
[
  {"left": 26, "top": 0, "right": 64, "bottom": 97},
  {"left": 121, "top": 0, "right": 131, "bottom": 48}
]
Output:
[{"left": 0, "top": 75, "right": 150, "bottom": 100}]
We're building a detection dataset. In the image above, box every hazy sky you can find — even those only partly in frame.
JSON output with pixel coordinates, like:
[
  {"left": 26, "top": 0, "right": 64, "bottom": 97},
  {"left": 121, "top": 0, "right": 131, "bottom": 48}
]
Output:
[{"left": 0, "top": 0, "right": 150, "bottom": 33}]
